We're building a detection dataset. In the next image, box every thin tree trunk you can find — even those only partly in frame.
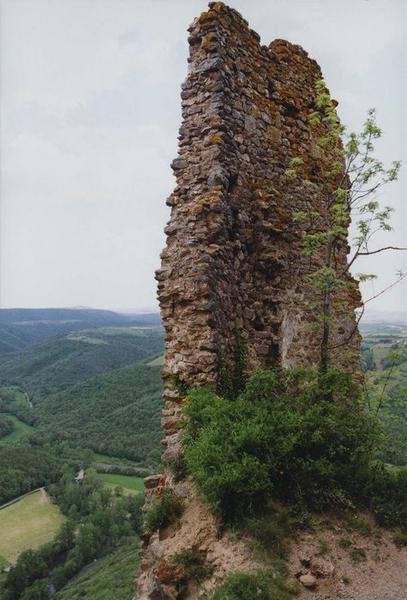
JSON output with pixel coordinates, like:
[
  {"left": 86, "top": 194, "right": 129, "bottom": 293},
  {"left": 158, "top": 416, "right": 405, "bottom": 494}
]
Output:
[{"left": 319, "top": 238, "right": 334, "bottom": 374}]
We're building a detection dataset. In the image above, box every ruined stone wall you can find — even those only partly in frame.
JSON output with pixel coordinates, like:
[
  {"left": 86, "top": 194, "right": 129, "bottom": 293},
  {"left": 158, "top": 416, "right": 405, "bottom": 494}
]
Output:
[
  {"left": 156, "top": 2, "right": 360, "bottom": 459},
  {"left": 138, "top": 3, "right": 361, "bottom": 596}
]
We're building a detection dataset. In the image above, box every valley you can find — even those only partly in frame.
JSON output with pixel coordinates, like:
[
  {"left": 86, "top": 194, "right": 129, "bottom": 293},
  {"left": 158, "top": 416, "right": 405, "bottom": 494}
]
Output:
[
  {"left": 0, "top": 308, "right": 163, "bottom": 598},
  {"left": 361, "top": 322, "right": 407, "bottom": 465},
  {"left": 0, "top": 309, "right": 406, "bottom": 598}
]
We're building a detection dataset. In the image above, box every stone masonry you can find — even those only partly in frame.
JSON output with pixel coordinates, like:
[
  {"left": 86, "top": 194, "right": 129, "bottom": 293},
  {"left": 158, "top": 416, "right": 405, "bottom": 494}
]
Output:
[{"left": 138, "top": 3, "right": 361, "bottom": 597}]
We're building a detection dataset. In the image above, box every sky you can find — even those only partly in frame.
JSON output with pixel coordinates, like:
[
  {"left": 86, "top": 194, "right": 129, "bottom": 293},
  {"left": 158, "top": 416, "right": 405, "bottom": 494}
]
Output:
[{"left": 0, "top": 0, "right": 406, "bottom": 314}]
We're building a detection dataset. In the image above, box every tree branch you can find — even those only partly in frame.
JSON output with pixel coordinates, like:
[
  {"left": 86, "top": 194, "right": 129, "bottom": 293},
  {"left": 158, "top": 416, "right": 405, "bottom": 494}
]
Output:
[
  {"left": 364, "top": 272, "right": 407, "bottom": 305},
  {"left": 358, "top": 246, "right": 407, "bottom": 256}
]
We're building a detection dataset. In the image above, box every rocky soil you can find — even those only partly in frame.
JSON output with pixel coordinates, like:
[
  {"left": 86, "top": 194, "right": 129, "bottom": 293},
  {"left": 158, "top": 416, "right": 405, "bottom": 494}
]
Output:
[
  {"left": 290, "top": 516, "right": 407, "bottom": 600},
  {"left": 137, "top": 480, "right": 261, "bottom": 598}
]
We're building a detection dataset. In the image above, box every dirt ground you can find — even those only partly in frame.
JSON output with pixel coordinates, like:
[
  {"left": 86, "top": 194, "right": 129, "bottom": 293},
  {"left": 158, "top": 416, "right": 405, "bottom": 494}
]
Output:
[{"left": 289, "top": 515, "right": 407, "bottom": 600}]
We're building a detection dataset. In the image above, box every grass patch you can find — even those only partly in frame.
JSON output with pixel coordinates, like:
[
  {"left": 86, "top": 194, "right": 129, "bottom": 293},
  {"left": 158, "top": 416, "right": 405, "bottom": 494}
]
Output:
[
  {"left": 339, "top": 537, "right": 352, "bottom": 548},
  {"left": 316, "top": 539, "right": 330, "bottom": 556},
  {"left": 212, "top": 566, "right": 299, "bottom": 600},
  {"left": 244, "top": 506, "right": 313, "bottom": 561},
  {"left": 54, "top": 537, "right": 139, "bottom": 600},
  {"left": 393, "top": 531, "right": 407, "bottom": 548},
  {"left": 94, "top": 473, "right": 144, "bottom": 495},
  {"left": 0, "top": 490, "right": 65, "bottom": 564},
  {"left": 0, "top": 414, "right": 34, "bottom": 444},
  {"left": 349, "top": 547, "right": 367, "bottom": 563},
  {"left": 344, "top": 514, "right": 372, "bottom": 536}
]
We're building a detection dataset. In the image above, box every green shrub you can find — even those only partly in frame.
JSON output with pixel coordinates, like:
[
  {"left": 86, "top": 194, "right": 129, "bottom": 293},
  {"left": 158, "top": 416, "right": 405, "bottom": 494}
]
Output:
[
  {"left": 183, "top": 375, "right": 301, "bottom": 520},
  {"left": 244, "top": 505, "right": 312, "bottom": 560},
  {"left": 171, "top": 546, "right": 213, "bottom": 582},
  {"left": 364, "top": 463, "right": 407, "bottom": 528},
  {"left": 167, "top": 453, "right": 188, "bottom": 482},
  {"left": 20, "top": 579, "right": 49, "bottom": 600},
  {"left": 183, "top": 369, "right": 377, "bottom": 522},
  {"left": 212, "top": 571, "right": 272, "bottom": 600},
  {"left": 393, "top": 531, "right": 407, "bottom": 548},
  {"left": 143, "top": 491, "right": 183, "bottom": 535},
  {"left": 349, "top": 547, "right": 367, "bottom": 563},
  {"left": 211, "top": 567, "right": 297, "bottom": 600}
]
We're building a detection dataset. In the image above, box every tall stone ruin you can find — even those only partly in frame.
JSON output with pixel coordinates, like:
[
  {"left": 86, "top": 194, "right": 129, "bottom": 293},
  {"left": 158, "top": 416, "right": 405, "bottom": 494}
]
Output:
[{"left": 138, "top": 3, "right": 361, "bottom": 597}]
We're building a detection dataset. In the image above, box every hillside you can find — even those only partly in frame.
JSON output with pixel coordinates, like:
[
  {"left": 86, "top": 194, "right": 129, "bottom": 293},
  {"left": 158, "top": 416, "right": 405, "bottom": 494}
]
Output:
[
  {"left": 0, "top": 319, "right": 162, "bottom": 594},
  {"left": 0, "top": 445, "right": 63, "bottom": 505},
  {"left": 36, "top": 362, "right": 163, "bottom": 466},
  {"left": 0, "top": 327, "right": 164, "bottom": 402},
  {"left": 54, "top": 538, "right": 139, "bottom": 600},
  {"left": 361, "top": 322, "right": 407, "bottom": 465}
]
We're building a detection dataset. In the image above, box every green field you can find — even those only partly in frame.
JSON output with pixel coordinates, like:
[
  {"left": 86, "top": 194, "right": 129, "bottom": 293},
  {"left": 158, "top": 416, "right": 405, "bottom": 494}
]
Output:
[
  {"left": 95, "top": 473, "right": 144, "bottom": 495},
  {"left": 0, "top": 414, "right": 35, "bottom": 444},
  {"left": 0, "top": 490, "right": 65, "bottom": 564},
  {"left": 55, "top": 538, "right": 139, "bottom": 600}
]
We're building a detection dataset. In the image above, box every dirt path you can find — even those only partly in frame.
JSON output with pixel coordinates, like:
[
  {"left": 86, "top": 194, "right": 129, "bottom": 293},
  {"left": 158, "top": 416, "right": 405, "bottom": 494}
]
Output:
[{"left": 39, "top": 487, "right": 50, "bottom": 504}]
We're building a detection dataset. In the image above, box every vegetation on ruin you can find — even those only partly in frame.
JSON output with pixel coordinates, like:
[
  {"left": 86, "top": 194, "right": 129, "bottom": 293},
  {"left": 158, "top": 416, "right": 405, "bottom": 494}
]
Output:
[
  {"left": 216, "top": 328, "right": 247, "bottom": 400},
  {"left": 286, "top": 81, "right": 404, "bottom": 373},
  {"left": 168, "top": 546, "right": 214, "bottom": 593},
  {"left": 143, "top": 490, "right": 184, "bottom": 535},
  {"left": 182, "top": 369, "right": 407, "bottom": 531}
]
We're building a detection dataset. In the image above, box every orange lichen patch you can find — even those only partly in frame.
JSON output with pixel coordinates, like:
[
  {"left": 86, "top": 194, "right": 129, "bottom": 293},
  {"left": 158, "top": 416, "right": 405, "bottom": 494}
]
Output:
[
  {"left": 198, "top": 10, "right": 216, "bottom": 24},
  {"left": 206, "top": 133, "right": 224, "bottom": 145},
  {"left": 201, "top": 32, "right": 218, "bottom": 51},
  {"left": 191, "top": 192, "right": 223, "bottom": 216},
  {"left": 267, "top": 126, "right": 281, "bottom": 143}
]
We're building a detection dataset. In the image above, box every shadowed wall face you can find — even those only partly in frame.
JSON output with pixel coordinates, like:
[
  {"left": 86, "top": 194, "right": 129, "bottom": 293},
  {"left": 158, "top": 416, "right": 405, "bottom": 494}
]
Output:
[{"left": 156, "top": 1, "right": 360, "bottom": 441}]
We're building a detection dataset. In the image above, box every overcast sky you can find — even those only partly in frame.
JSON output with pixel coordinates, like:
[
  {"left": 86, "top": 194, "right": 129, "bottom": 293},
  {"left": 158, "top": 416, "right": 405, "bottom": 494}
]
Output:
[{"left": 0, "top": 0, "right": 406, "bottom": 314}]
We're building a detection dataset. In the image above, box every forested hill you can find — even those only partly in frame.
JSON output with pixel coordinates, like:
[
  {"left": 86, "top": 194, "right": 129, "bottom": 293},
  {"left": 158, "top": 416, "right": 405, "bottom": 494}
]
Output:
[
  {"left": 0, "top": 307, "right": 160, "bottom": 356},
  {"left": 361, "top": 321, "right": 407, "bottom": 466},
  {"left": 35, "top": 361, "right": 163, "bottom": 465},
  {"left": 0, "top": 320, "right": 164, "bottom": 472},
  {"left": 0, "top": 327, "right": 163, "bottom": 402}
]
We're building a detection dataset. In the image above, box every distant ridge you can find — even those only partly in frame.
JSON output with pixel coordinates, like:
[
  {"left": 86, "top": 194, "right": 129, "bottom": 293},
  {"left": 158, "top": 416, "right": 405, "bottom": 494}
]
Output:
[
  {"left": 0, "top": 308, "right": 161, "bottom": 356},
  {"left": 362, "top": 309, "right": 407, "bottom": 325}
]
